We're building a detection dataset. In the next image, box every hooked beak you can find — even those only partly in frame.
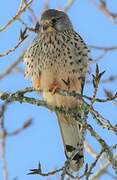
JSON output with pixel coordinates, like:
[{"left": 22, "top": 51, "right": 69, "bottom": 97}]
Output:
[{"left": 34, "top": 22, "right": 40, "bottom": 32}]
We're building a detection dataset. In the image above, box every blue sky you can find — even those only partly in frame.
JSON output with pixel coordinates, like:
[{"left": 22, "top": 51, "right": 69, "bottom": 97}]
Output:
[{"left": 0, "top": 0, "right": 117, "bottom": 180}]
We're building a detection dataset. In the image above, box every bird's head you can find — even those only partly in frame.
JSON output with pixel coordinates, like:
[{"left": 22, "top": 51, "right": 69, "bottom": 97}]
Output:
[{"left": 35, "top": 9, "right": 73, "bottom": 33}]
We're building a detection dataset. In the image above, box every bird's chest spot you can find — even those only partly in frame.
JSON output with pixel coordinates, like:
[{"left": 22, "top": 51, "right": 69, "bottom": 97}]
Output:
[{"left": 40, "top": 39, "right": 66, "bottom": 68}]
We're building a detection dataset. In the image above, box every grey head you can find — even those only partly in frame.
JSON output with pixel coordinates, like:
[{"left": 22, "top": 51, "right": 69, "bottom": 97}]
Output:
[{"left": 36, "top": 9, "right": 73, "bottom": 33}]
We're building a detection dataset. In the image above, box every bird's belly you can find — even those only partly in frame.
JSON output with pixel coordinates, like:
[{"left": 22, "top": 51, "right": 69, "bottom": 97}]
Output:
[{"left": 39, "top": 64, "right": 81, "bottom": 108}]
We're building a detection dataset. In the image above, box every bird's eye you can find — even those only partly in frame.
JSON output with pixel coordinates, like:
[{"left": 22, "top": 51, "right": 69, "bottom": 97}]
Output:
[{"left": 51, "top": 18, "right": 57, "bottom": 24}]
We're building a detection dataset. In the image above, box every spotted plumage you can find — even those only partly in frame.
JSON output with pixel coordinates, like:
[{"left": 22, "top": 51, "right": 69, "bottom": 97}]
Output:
[{"left": 24, "top": 9, "right": 90, "bottom": 171}]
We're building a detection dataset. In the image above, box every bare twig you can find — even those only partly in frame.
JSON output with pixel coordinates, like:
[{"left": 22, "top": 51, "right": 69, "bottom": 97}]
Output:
[
  {"left": 63, "top": 0, "right": 76, "bottom": 12},
  {"left": 86, "top": 149, "right": 105, "bottom": 179},
  {"left": 91, "top": 65, "right": 105, "bottom": 105},
  {"left": 89, "top": 0, "right": 117, "bottom": 26},
  {"left": 18, "top": 18, "right": 36, "bottom": 32},
  {"left": 0, "top": 102, "right": 32, "bottom": 180},
  {"left": 42, "top": 0, "right": 50, "bottom": 12},
  {"left": 0, "top": 29, "right": 28, "bottom": 57},
  {"left": 0, "top": 103, "right": 9, "bottom": 180},
  {"left": 7, "top": 118, "right": 32, "bottom": 136},
  {"left": 87, "top": 75, "right": 117, "bottom": 84},
  {"left": 27, "top": 162, "right": 63, "bottom": 176},
  {"left": 93, "top": 51, "right": 108, "bottom": 62},
  {"left": 91, "top": 154, "right": 117, "bottom": 180},
  {"left": 0, "top": 0, "right": 33, "bottom": 32},
  {"left": 84, "top": 141, "right": 97, "bottom": 158},
  {"left": 86, "top": 144, "right": 117, "bottom": 179},
  {"left": 90, "top": 45, "right": 117, "bottom": 51},
  {"left": 23, "top": 0, "right": 37, "bottom": 23},
  {"left": 0, "top": 54, "right": 23, "bottom": 80},
  {"left": 1, "top": 131, "right": 8, "bottom": 180}
]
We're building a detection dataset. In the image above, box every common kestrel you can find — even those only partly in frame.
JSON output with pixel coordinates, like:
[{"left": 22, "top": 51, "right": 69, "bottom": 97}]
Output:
[{"left": 24, "top": 9, "right": 90, "bottom": 171}]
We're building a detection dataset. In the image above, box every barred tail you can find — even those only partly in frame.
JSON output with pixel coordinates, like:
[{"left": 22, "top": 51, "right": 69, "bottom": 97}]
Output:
[{"left": 56, "top": 112, "right": 84, "bottom": 171}]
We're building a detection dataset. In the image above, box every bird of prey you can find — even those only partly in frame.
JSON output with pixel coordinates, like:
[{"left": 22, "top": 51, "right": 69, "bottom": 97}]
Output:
[{"left": 24, "top": 9, "right": 89, "bottom": 171}]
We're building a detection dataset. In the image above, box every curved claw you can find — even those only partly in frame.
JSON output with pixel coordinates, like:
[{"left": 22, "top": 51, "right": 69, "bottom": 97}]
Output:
[{"left": 49, "top": 82, "right": 61, "bottom": 94}]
